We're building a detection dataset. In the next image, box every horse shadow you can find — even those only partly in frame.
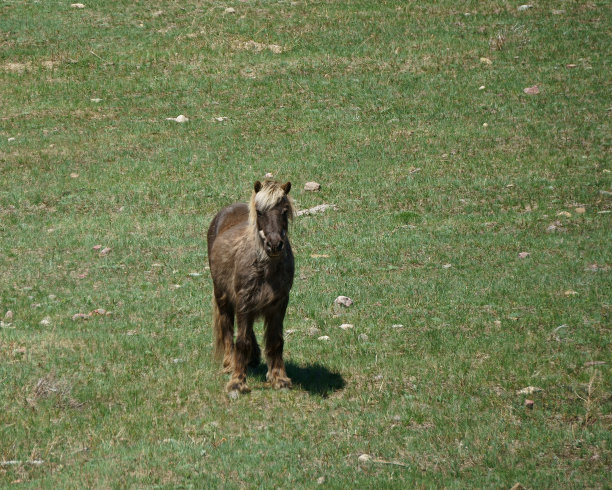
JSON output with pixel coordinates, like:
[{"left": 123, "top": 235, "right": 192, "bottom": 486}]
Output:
[{"left": 249, "top": 361, "right": 345, "bottom": 397}]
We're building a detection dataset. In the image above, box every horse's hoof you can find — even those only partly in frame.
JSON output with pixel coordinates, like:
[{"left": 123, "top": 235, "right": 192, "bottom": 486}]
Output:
[
  {"left": 270, "top": 377, "right": 292, "bottom": 389},
  {"left": 226, "top": 380, "right": 250, "bottom": 394},
  {"left": 222, "top": 364, "right": 233, "bottom": 374}
]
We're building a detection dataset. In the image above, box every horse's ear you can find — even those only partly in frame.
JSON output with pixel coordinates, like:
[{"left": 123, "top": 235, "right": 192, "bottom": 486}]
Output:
[
  {"left": 281, "top": 182, "right": 291, "bottom": 194},
  {"left": 254, "top": 181, "right": 262, "bottom": 193}
]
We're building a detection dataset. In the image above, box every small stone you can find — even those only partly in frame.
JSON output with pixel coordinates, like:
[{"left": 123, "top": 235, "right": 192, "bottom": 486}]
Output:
[
  {"left": 339, "top": 323, "right": 353, "bottom": 330},
  {"left": 224, "top": 7, "right": 236, "bottom": 13},
  {"left": 552, "top": 9, "right": 565, "bottom": 15},
  {"left": 92, "top": 244, "right": 102, "bottom": 250},
  {"left": 516, "top": 386, "right": 542, "bottom": 395},
  {"left": 8, "top": 137, "right": 16, "bottom": 142},
  {"left": 188, "top": 272, "right": 201, "bottom": 277},
  {"left": 373, "top": 375, "right": 383, "bottom": 381},
  {"left": 518, "top": 252, "right": 530, "bottom": 259},
  {"left": 517, "top": 4, "right": 533, "bottom": 11},
  {"left": 566, "top": 63, "right": 576, "bottom": 68},
  {"left": 525, "top": 399, "right": 534, "bottom": 409},
  {"left": 99, "top": 247, "right": 111, "bottom": 256},
  {"left": 228, "top": 390, "right": 239, "bottom": 400},
  {"left": 391, "top": 324, "right": 404, "bottom": 328},
  {"left": 70, "top": 172, "right": 79, "bottom": 178},
  {"left": 334, "top": 296, "right": 353, "bottom": 307},
  {"left": 48, "top": 294, "right": 57, "bottom": 300},
  {"left": 482, "top": 122, "right": 488, "bottom": 128},
  {"left": 166, "top": 115, "right": 188, "bottom": 123},
  {"left": 318, "top": 335, "right": 330, "bottom": 341},
  {"left": 264, "top": 172, "right": 274, "bottom": 178},
  {"left": 39, "top": 317, "right": 51, "bottom": 326},
  {"left": 358, "top": 454, "right": 372, "bottom": 463},
  {"left": 5, "top": 311, "right": 14, "bottom": 320},
  {"left": 358, "top": 333, "right": 368, "bottom": 341},
  {"left": 90, "top": 98, "right": 102, "bottom": 103},
  {"left": 172, "top": 358, "right": 183, "bottom": 363},
  {"left": 442, "top": 263, "right": 452, "bottom": 269},
  {"left": 479, "top": 85, "right": 485, "bottom": 90},
  {"left": 72, "top": 313, "right": 90, "bottom": 321},
  {"left": 91, "top": 308, "right": 106, "bottom": 315},
  {"left": 557, "top": 211, "right": 571, "bottom": 217},
  {"left": 564, "top": 290, "right": 578, "bottom": 296},
  {"left": 575, "top": 207, "right": 586, "bottom": 214},
  {"left": 479, "top": 57, "right": 492, "bottom": 65},
  {"left": 523, "top": 85, "right": 540, "bottom": 95},
  {"left": 304, "top": 181, "right": 321, "bottom": 192},
  {"left": 71, "top": 3, "right": 85, "bottom": 8},
  {"left": 316, "top": 476, "right": 325, "bottom": 485},
  {"left": 214, "top": 116, "right": 228, "bottom": 122}
]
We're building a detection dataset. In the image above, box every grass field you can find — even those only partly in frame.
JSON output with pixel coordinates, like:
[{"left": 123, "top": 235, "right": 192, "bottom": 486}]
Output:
[{"left": 1, "top": 0, "right": 610, "bottom": 487}]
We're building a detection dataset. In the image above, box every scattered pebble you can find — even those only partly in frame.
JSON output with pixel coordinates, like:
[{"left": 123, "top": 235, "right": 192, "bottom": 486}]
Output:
[
  {"left": 224, "top": 7, "right": 235, "bottom": 14},
  {"left": 214, "top": 116, "right": 228, "bottom": 122},
  {"left": 334, "top": 296, "right": 353, "bottom": 307},
  {"left": 516, "top": 386, "right": 542, "bottom": 395},
  {"left": 358, "top": 454, "right": 372, "bottom": 463},
  {"left": 575, "top": 207, "right": 586, "bottom": 214},
  {"left": 70, "top": 172, "right": 79, "bottom": 178},
  {"left": 523, "top": 85, "right": 540, "bottom": 95},
  {"left": 339, "top": 323, "right": 353, "bottom": 330},
  {"left": 373, "top": 375, "right": 383, "bottom": 381},
  {"left": 564, "top": 290, "right": 578, "bottom": 296},
  {"left": 479, "top": 57, "right": 492, "bottom": 65},
  {"left": 39, "top": 317, "right": 51, "bottom": 326},
  {"left": 391, "top": 324, "right": 404, "bottom": 329},
  {"left": 166, "top": 115, "right": 188, "bottom": 123},
  {"left": 525, "top": 399, "right": 534, "bottom": 409},
  {"left": 479, "top": 85, "right": 485, "bottom": 90},
  {"left": 358, "top": 333, "right": 368, "bottom": 341},
  {"left": 172, "top": 358, "right": 183, "bottom": 364},
  {"left": 90, "top": 98, "right": 102, "bottom": 103},
  {"left": 92, "top": 244, "right": 102, "bottom": 250},
  {"left": 296, "top": 204, "right": 337, "bottom": 216},
  {"left": 318, "top": 335, "right": 330, "bottom": 341},
  {"left": 518, "top": 252, "right": 530, "bottom": 259},
  {"left": 99, "top": 247, "right": 111, "bottom": 256},
  {"left": 557, "top": 211, "right": 571, "bottom": 217},
  {"left": 71, "top": 3, "right": 85, "bottom": 8},
  {"left": 72, "top": 313, "right": 90, "bottom": 321},
  {"left": 316, "top": 476, "right": 325, "bottom": 485},
  {"left": 5, "top": 311, "right": 14, "bottom": 320},
  {"left": 304, "top": 181, "right": 321, "bottom": 192},
  {"left": 482, "top": 122, "right": 488, "bottom": 128},
  {"left": 264, "top": 172, "right": 274, "bottom": 178},
  {"left": 442, "top": 263, "right": 452, "bottom": 269},
  {"left": 566, "top": 63, "right": 576, "bottom": 68},
  {"left": 8, "top": 137, "right": 16, "bottom": 142},
  {"left": 227, "top": 390, "right": 239, "bottom": 400},
  {"left": 517, "top": 4, "right": 533, "bottom": 11},
  {"left": 188, "top": 272, "right": 201, "bottom": 277}
]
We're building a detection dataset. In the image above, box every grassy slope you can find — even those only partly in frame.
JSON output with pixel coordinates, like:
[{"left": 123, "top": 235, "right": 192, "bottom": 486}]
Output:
[{"left": 1, "top": 0, "right": 610, "bottom": 487}]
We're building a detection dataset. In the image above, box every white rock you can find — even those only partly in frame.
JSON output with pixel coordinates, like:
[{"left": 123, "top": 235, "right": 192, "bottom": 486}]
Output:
[
  {"left": 188, "top": 272, "right": 201, "bottom": 277},
  {"left": 296, "top": 204, "right": 337, "bottom": 216},
  {"left": 316, "top": 476, "right": 325, "bottom": 485},
  {"left": 304, "top": 181, "right": 321, "bottom": 192},
  {"left": 334, "top": 296, "right": 353, "bottom": 307},
  {"left": 214, "top": 116, "right": 228, "bottom": 122},
  {"left": 442, "top": 263, "right": 452, "bottom": 269},
  {"left": 90, "top": 98, "right": 102, "bottom": 103},
  {"left": 224, "top": 7, "right": 236, "bottom": 13},
  {"left": 166, "top": 114, "right": 188, "bottom": 123},
  {"left": 517, "top": 4, "right": 533, "bottom": 11},
  {"left": 358, "top": 454, "right": 372, "bottom": 463},
  {"left": 5, "top": 311, "right": 13, "bottom": 320},
  {"left": 479, "top": 85, "right": 485, "bottom": 90},
  {"left": 391, "top": 324, "right": 404, "bottom": 329},
  {"left": 39, "top": 317, "right": 51, "bottom": 326},
  {"left": 264, "top": 172, "right": 274, "bottom": 178},
  {"left": 318, "top": 335, "right": 330, "bottom": 341},
  {"left": 227, "top": 390, "right": 239, "bottom": 400},
  {"left": 71, "top": 3, "right": 85, "bottom": 8},
  {"left": 516, "top": 386, "right": 543, "bottom": 395},
  {"left": 339, "top": 323, "right": 353, "bottom": 330}
]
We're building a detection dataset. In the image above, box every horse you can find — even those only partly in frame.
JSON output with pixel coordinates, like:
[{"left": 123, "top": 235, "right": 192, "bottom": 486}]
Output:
[{"left": 207, "top": 180, "right": 295, "bottom": 393}]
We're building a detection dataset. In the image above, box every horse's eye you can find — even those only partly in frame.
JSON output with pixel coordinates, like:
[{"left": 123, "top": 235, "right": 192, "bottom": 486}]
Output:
[{"left": 256, "top": 210, "right": 263, "bottom": 217}]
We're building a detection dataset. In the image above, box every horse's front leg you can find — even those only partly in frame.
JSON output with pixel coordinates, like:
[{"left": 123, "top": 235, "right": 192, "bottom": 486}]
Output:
[
  {"left": 264, "top": 299, "right": 292, "bottom": 389},
  {"left": 226, "top": 311, "right": 254, "bottom": 393}
]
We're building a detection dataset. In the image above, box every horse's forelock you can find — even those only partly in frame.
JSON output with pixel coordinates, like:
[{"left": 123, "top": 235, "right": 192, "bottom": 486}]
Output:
[{"left": 249, "top": 181, "right": 294, "bottom": 225}]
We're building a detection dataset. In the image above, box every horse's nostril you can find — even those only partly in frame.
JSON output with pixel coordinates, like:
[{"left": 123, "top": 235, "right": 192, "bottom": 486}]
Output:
[{"left": 278, "top": 241, "right": 283, "bottom": 250}]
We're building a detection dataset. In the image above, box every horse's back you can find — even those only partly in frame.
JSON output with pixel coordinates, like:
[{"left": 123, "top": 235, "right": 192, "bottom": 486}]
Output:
[{"left": 207, "top": 202, "right": 249, "bottom": 263}]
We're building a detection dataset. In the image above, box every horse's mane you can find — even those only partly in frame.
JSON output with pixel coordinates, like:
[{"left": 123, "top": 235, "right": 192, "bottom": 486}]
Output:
[{"left": 248, "top": 180, "right": 295, "bottom": 227}]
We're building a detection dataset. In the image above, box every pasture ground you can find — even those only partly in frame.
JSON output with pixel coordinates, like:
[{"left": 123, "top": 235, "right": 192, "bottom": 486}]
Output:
[{"left": 1, "top": 0, "right": 610, "bottom": 487}]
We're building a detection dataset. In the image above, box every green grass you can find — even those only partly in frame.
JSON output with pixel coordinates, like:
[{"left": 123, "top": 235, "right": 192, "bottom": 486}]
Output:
[{"left": 1, "top": 0, "right": 610, "bottom": 487}]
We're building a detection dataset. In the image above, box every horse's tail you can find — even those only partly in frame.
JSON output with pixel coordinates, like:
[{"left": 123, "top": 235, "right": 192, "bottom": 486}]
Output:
[{"left": 212, "top": 295, "right": 224, "bottom": 359}]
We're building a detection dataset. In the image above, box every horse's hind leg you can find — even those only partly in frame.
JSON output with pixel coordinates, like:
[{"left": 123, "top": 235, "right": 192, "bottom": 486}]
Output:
[
  {"left": 212, "top": 296, "right": 234, "bottom": 373},
  {"left": 264, "top": 300, "right": 292, "bottom": 389},
  {"left": 247, "top": 328, "right": 261, "bottom": 367}
]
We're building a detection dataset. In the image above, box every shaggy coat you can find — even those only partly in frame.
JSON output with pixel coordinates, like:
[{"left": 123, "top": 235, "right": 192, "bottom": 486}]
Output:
[{"left": 207, "top": 180, "right": 294, "bottom": 393}]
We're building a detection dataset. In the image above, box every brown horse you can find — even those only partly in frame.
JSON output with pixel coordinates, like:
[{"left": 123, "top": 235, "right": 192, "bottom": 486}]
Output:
[{"left": 207, "top": 180, "right": 295, "bottom": 393}]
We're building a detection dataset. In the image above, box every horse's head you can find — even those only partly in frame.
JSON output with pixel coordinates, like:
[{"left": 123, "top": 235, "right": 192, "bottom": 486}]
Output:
[{"left": 251, "top": 180, "right": 293, "bottom": 258}]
